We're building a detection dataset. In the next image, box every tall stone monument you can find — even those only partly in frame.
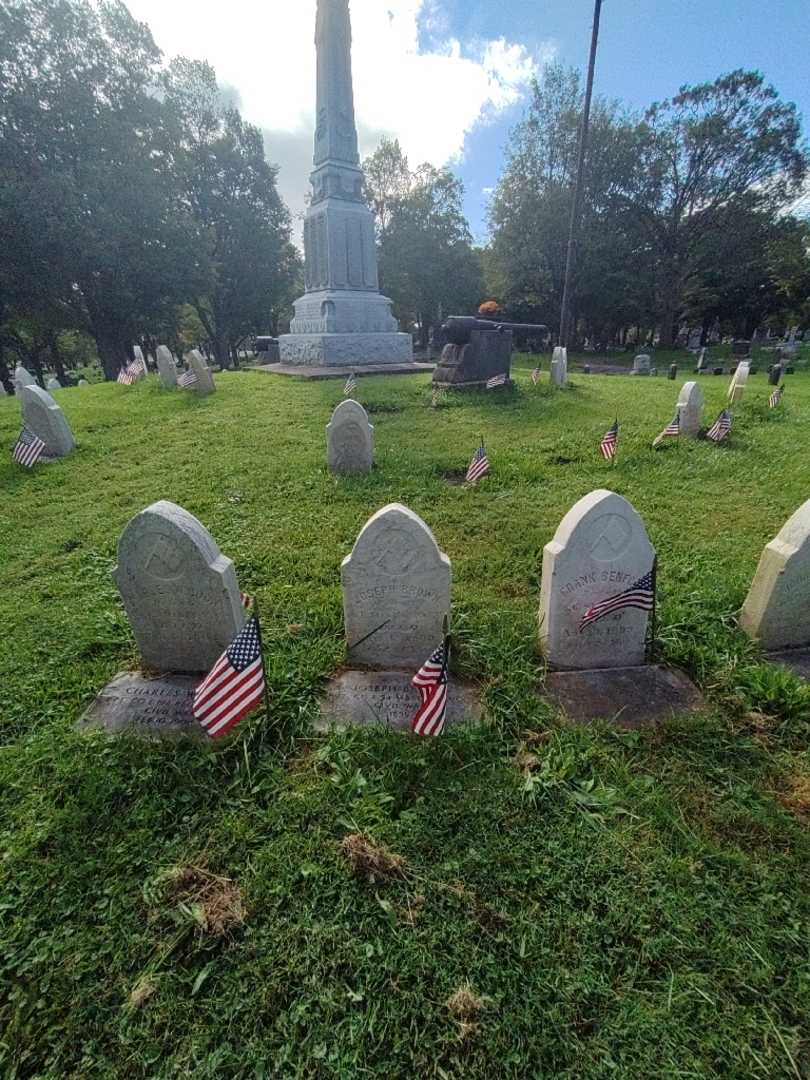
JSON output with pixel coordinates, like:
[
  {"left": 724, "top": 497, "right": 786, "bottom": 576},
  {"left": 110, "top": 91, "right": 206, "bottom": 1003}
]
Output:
[{"left": 278, "top": 0, "right": 412, "bottom": 368}]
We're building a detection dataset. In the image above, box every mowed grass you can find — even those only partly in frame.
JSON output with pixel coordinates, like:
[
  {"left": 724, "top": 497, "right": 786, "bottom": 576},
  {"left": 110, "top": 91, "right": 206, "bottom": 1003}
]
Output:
[{"left": 1, "top": 363, "right": 810, "bottom": 1079}]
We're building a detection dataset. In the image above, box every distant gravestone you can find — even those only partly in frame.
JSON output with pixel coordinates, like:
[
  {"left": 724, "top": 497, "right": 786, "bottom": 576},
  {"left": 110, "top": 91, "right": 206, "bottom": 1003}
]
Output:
[
  {"left": 20, "top": 386, "right": 76, "bottom": 458},
  {"left": 696, "top": 347, "right": 708, "bottom": 372},
  {"left": 632, "top": 354, "right": 651, "bottom": 376},
  {"left": 731, "top": 340, "right": 752, "bottom": 359},
  {"left": 113, "top": 500, "right": 246, "bottom": 674},
  {"left": 740, "top": 500, "right": 810, "bottom": 652},
  {"left": 550, "top": 347, "right": 568, "bottom": 387},
  {"left": 668, "top": 364, "right": 677, "bottom": 380},
  {"left": 327, "top": 399, "right": 374, "bottom": 475},
  {"left": 728, "top": 360, "right": 750, "bottom": 405},
  {"left": 14, "top": 366, "right": 37, "bottom": 393},
  {"left": 78, "top": 379, "right": 89, "bottom": 387},
  {"left": 342, "top": 503, "right": 451, "bottom": 669},
  {"left": 539, "top": 489, "right": 655, "bottom": 670},
  {"left": 187, "top": 350, "right": 216, "bottom": 395},
  {"left": 676, "top": 381, "right": 704, "bottom": 437},
  {"left": 46, "top": 377, "right": 61, "bottom": 391},
  {"left": 156, "top": 345, "right": 178, "bottom": 389}
]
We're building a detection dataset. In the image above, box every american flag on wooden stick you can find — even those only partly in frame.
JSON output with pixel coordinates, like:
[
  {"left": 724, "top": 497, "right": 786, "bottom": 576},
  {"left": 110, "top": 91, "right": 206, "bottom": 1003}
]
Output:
[
  {"left": 411, "top": 642, "right": 449, "bottom": 737},
  {"left": 117, "top": 358, "right": 144, "bottom": 385},
  {"left": 580, "top": 569, "right": 656, "bottom": 633},
  {"left": 12, "top": 427, "right": 46, "bottom": 468},
  {"left": 600, "top": 420, "right": 619, "bottom": 461},
  {"left": 706, "top": 409, "right": 732, "bottom": 443},
  {"left": 193, "top": 614, "right": 266, "bottom": 739},
  {"left": 653, "top": 411, "right": 680, "bottom": 448},
  {"left": 465, "top": 441, "right": 490, "bottom": 484},
  {"left": 486, "top": 372, "right": 508, "bottom": 390},
  {"left": 178, "top": 368, "right": 198, "bottom": 389},
  {"left": 769, "top": 385, "right": 784, "bottom": 409},
  {"left": 344, "top": 372, "right": 358, "bottom": 396}
]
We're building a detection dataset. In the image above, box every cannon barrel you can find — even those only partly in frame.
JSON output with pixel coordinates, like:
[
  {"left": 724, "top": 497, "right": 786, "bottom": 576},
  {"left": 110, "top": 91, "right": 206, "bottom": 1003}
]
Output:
[{"left": 442, "top": 316, "right": 548, "bottom": 345}]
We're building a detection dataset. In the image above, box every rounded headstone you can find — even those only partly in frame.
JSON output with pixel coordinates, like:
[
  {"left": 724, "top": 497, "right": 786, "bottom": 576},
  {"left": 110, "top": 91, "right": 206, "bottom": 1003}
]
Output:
[
  {"left": 632, "top": 354, "right": 651, "bottom": 376},
  {"left": 156, "top": 345, "right": 178, "bottom": 389},
  {"left": 341, "top": 503, "right": 451, "bottom": 669},
  {"left": 78, "top": 379, "right": 89, "bottom": 387},
  {"left": 550, "top": 347, "right": 568, "bottom": 388},
  {"left": 20, "top": 385, "right": 76, "bottom": 457},
  {"left": 113, "top": 500, "right": 246, "bottom": 674},
  {"left": 327, "top": 399, "right": 374, "bottom": 475},
  {"left": 187, "top": 350, "right": 216, "bottom": 395},
  {"left": 46, "top": 377, "right": 61, "bottom": 391},
  {"left": 539, "top": 490, "right": 656, "bottom": 671},
  {"left": 14, "top": 365, "right": 37, "bottom": 393},
  {"left": 676, "top": 381, "right": 704, "bottom": 438},
  {"left": 740, "top": 500, "right": 810, "bottom": 651},
  {"left": 728, "top": 360, "right": 750, "bottom": 405}
]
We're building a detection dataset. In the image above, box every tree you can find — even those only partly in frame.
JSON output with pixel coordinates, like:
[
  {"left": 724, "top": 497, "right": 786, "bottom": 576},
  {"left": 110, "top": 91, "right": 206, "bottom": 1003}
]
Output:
[
  {"left": 163, "top": 59, "right": 301, "bottom": 368},
  {"left": 625, "top": 70, "right": 808, "bottom": 345},
  {"left": 363, "top": 137, "right": 412, "bottom": 238}
]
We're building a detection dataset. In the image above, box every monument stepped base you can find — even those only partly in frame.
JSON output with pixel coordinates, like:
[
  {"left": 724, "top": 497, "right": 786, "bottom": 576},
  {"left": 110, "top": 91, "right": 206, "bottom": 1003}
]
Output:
[
  {"left": 257, "top": 362, "right": 434, "bottom": 380},
  {"left": 278, "top": 332, "right": 413, "bottom": 368}
]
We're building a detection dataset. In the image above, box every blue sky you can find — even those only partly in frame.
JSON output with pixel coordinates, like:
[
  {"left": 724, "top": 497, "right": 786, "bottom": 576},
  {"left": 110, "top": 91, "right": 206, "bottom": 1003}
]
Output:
[{"left": 437, "top": 0, "right": 810, "bottom": 238}]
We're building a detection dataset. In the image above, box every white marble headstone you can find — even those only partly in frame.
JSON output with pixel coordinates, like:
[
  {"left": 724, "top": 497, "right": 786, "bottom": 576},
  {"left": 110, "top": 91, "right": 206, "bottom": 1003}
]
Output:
[
  {"left": 187, "top": 350, "right": 216, "bottom": 396},
  {"left": 327, "top": 399, "right": 374, "bottom": 475},
  {"left": 14, "top": 366, "right": 37, "bottom": 393},
  {"left": 550, "top": 347, "right": 568, "bottom": 387},
  {"left": 342, "top": 503, "right": 451, "bottom": 669},
  {"left": 740, "top": 500, "right": 810, "bottom": 651},
  {"left": 539, "top": 490, "right": 656, "bottom": 670},
  {"left": 78, "top": 379, "right": 89, "bottom": 387},
  {"left": 676, "top": 381, "right": 704, "bottom": 437},
  {"left": 113, "top": 500, "right": 246, "bottom": 674},
  {"left": 156, "top": 345, "right": 178, "bottom": 389},
  {"left": 46, "top": 377, "right": 61, "bottom": 391},
  {"left": 20, "top": 385, "right": 76, "bottom": 458},
  {"left": 728, "top": 361, "right": 750, "bottom": 405},
  {"left": 633, "top": 354, "right": 651, "bottom": 375}
]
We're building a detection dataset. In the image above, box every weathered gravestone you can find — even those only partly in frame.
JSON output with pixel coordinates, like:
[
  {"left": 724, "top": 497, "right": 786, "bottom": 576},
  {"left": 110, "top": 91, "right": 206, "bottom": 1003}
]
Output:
[
  {"left": 740, "top": 500, "right": 810, "bottom": 661},
  {"left": 156, "top": 345, "right": 178, "bottom": 389},
  {"left": 539, "top": 490, "right": 655, "bottom": 671},
  {"left": 113, "top": 500, "right": 245, "bottom": 674},
  {"left": 327, "top": 399, "right": 374, "bottom": 475},
  {"left": 187, "top": 350, "right": 216, "bottom": 395},
  {"left": 318, "top": 670, "right": 481, "bottom": 733},
  {"left": 14, "top": 366, "right": 37, "bottom": 393},
  {"left": 20, "top": 385, "right": 76, "bottom": 458},
  {"left": 46, "top": 377, "right": 61, "bottom": 391},
  {"left": 550, "top": 347, "right": 568, "bottom": 387},
  {"left": 676, "top": 381, "right": 704, "bottom": 437},
  {"left": 78, "top": 379, "right": 89, "bottom": 387},
  {"left": 342, "top": 503, "right": 451, "bottom": 669},
  {"left": 727, "top": 360, "right": 750, "bottom": 405},
  {"left": 632, "top": 354, "right": 651, "bottom": 376}
]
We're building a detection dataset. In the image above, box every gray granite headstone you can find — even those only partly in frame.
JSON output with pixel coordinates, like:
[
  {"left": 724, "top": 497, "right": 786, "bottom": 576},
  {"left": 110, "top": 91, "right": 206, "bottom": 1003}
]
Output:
[
  {"left": 550, "top": 347, "right": 568, "bottom": 387},
  {"left": 539, "top": 489, "right": 655, "bottom": 670},
  {"left": 78, "top": 379, "right": 89, "bottom": 387},
  {"left": 156, "top": 345, "right": 178, "bottom": 389},
  {"left": 46, "top": 377, "right": 61, "bottom": 391},
  {"left": 14, "top": 366, "right": 37, "bottom": 393},
  {"left": 728, "top": 360, "right": 750, "bottom": 405},
  {"left": 20, "top": 385, "right": 76, "bottom": 457},
  {"left": 676, "top": 381, "right": 704, "bottom": 437},
  {"left": 632, "top": 354, "right": 651, "bottom": 376},
  {"left": 342, "top": 503, "right": 451, "bottom": 669},
  {"left": 740, "top": 499, "right": 810, "bottom": 651},
  {"left": 327, "top": 399, "right": 374, "bottom": 475},
  {"left": 187, "top": 350, "right": 216, "bottom": 395},
  {"left": 113, "top": 500, "right": 245, "bottom": 674}
]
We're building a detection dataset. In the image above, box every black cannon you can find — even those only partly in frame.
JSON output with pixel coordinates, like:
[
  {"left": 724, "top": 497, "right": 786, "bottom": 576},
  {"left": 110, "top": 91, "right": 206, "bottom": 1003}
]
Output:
[{"left": 432, "top": 317, "right": 548, "bottom": 389}]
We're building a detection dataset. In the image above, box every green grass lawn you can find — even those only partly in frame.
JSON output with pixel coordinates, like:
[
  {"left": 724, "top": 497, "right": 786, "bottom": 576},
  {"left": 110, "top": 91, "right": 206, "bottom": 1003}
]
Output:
[{"left": 1, "top": 366, "right": 809, "bottom": 1079}]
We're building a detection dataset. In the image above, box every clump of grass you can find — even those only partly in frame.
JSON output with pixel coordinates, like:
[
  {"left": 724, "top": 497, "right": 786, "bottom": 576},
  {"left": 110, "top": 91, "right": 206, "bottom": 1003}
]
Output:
[
  {"left": 779, "top": 774, "right": 810, "bottom": 819},
  {"left": 340, "top": 833, "right": 406, "bottom": 883},
  {"left": 128, "top": 976, "right": 157, "bottom": 1010},
  {"left": 446, "top": 982, "right": 489, "bottom": 1041}
]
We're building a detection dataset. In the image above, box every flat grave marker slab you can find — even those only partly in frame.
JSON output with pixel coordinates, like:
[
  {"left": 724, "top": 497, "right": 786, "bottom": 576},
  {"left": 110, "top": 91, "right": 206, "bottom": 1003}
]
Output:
[{"left": 318, "top": 670, "right": 481, "bottom": 732}]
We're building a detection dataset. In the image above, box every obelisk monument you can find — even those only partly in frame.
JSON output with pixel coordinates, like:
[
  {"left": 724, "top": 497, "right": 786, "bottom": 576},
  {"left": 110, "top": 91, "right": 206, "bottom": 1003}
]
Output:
[{"left": 278, "top": 0, "right": 413, "bottom": 368}]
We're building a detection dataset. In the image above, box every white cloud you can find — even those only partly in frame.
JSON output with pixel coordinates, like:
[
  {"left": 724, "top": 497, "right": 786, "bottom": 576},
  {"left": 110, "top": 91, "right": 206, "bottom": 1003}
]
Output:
[{"left": 125, "top": 0, "right": 551, "bottom": 229}]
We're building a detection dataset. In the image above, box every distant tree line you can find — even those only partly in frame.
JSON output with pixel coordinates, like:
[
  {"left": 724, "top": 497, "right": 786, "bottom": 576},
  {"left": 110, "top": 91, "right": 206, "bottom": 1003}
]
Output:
[
  {"left": 0, "top": 0, "right": 301, "bottom": 389},
  {"left": 487, "top": 64, "right": 810, "bottom": 348}
]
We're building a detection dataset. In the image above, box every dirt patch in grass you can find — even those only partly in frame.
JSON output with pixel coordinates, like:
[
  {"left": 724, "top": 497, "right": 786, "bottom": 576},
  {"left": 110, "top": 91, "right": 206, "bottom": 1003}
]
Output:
[
  {"left": 440, "top": 468, "right": 469, "bottom": 486},
  {"left": 166, "top": 866, "right": 247, "bottom": 937},
  {"left": 447, "top": 983, "right": 489, "bottom": 1041},
  {"left": 340, "top": 833, "right": 406, "bottom": 883},
  {"left": 778, "top": 774, "right": 810, "bottom": 820}
]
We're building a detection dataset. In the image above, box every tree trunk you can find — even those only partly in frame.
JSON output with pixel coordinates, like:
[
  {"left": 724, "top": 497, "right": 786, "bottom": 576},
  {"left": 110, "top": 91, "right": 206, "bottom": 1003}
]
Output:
[
  {"left": 0, "top": 355, "right": 13, "bottom": 394},
  {"left": 92, "top": 322, "right": 130, "bottom": 381}
]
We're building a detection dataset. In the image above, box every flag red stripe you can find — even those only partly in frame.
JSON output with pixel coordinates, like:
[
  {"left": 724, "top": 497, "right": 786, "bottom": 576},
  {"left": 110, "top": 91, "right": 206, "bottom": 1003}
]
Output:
[
  {"left": 203, "top": 674, "right": 265, "bottom": 737},
  {"left": 195, "top": 659, "right": 263, "bottom": 726}
]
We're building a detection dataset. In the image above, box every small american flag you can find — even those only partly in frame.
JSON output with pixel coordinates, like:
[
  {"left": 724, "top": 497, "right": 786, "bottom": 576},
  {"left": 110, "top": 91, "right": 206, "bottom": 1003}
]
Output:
[
  {"left": 486, "top": 372, "right": 508, "bottom": 389},
  {"left": 466, "top": 442, "right": 490, "bottom": 483},
  {"left": 600, "top": 420, "right": 619, "bottom": 461},
  {"left": 344, "top": 373, "right": 358, "bottom": 396},
  {"left": 653, "top": 411, "right": 680, "bottom": 447},
  {"left": 117, "top": 359, "right": 143, "bottom": 386},
  {"left": 706, "top": 409, "right": 732, "bottom": 443},
  {"left": 580, "top": 569, "right": 656, "bottom": 633},
  {"left": 412, "top": 642, "right": 449, "bottom": 737},
  {"left": 12, "top": 427, "right": 46, "bottom": 468},
  {"left": 193, "top": 614, "right": 266, "bottom": 739},
  {"left": 531, "top": 367, "right": 541, "bottom": 386},
  {"left": 769, "top": 385, "right": 784, "bottom": 409},
  {"left": 178, "top": 368, "right": 198, "bottom": 389}
]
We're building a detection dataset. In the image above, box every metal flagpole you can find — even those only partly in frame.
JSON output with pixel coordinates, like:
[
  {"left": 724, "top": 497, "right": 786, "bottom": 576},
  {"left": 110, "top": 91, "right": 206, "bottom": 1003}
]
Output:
[{"left": 559, "top": 0, "right": 604, "bottom": 349}]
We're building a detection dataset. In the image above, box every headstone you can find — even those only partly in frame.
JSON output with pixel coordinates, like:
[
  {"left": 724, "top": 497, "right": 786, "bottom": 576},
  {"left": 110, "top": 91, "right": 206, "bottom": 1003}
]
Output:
[
  {"left": 687, "top": 328, "right": 702, "bottom": 351},
  {"left": 727, "top": 360, "right": 750, "bottom": 405},
  {"left": 785, "top": 366, "right": 795, "bottom": 375},
  {"left": 668, "top": 364, "right": 677, "bottom": 380},
  {"left": 632, "top": 354, "right": 651, "bottom": 376},
  {"left": 550, "top": 347, "right": 568, "bottom": 387},
  {"left": 46, "top": 377, "right": 61, "bottom": 391},
  {"left": 327, "top": 399, "right": 374, "bottom": 475},
  {"left": 20, "top": 386, "right": 76, "bottom": 458},
  {"left": 676, "top": 381, "right": 704, "bottom": 437},
  {"left": 342, "top": 503, "right": 451, "bottom": 669},
  {"left": 113, "top": 500, "right": 246, "bottom": 674},
  {"left": 14, "top": 366, "right": 37, "bottom": 393},
  {"left": 696, "top": 347, "right": 708, "bottom": 372},
  {"left": 740, "top": 500, "right": 810, "bottom": 652},
  {"left": 78, "top": 379, "right": 89, "bottom": 387},
  {"left": 539, "top": 490, "right": 655, "bottom": 671},
  {"left": 713, "top": 367, "right": 724, "bottom": 376},
  {"left": 731, "top": 340, "right": 751, "bottom": 359},
  {"left": 583, "top": 365, "right": 591, "bottom": 375},
  {"left": 187, "top": 350, "right": 216, "bottom": 395},
  {"left": 156, "top": 345, "right": 178, "bottom": 389}
]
